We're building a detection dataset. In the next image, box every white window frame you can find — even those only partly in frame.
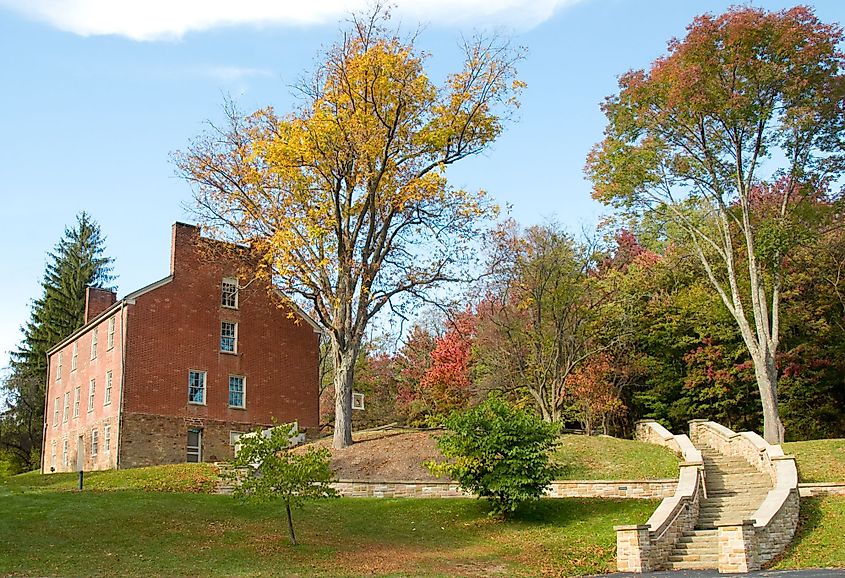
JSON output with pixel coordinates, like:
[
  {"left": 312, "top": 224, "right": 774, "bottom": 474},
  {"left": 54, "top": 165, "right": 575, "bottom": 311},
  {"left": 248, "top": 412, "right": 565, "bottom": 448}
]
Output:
[
  {"left": 91, "top": 429, "right": 99, "bottom": 457},
  {"left": 90, "top": 329, "right": 98, "bottom": 360},
  {"left": 104, "top": 370, "right": 113, "bottom": 406},
  {"left": 88, "top": 379, "right": 96, "bottom": 412},
  {"left": 352, "top": 392, "right": 365, "bottom": 410},
  {"left": 53, "top": 397, "right": 59, "bottom": 427},
  {"left": 221, "top": 277, "right": 238, "bottom": 309},
  {"left": 228, "top": 375, "right": 246, "bottom": 409},
  {"left": 71, "top": 342, "right": 78, "bottom": 371},
  {"left": 56, "top": 352, "right": 62, "bottom": 381},
  {"left": 107, "top": 316, "right": 115, "bottom": 350},
  {"left": 220, "top": 321, "right": 237, "bottom": 353},
  {"left": 73, "top": 387, "right": 80, "bottom": 418},
  {"left": 62, "top": 439, "right": 68, "bottom": 468},
  {"left": 51, "top": 441, "right": 57, "bottom": 470},
  {"left": 229, "top": 431, "right": 245, "bottom": 447},
  {"left": 104, "top": 424, "right": 111, "bottom": 454},
  {"left": 63, "top": 392, "right": 70, "bottom": 423},
  {"left": 188, "top": 370, "right": 206, "bottom": 405}
]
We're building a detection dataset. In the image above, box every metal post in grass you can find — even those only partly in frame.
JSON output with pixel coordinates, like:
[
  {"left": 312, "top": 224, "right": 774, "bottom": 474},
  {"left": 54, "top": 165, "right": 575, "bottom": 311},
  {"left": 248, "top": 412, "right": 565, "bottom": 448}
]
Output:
[{"left": 78, "top": 470, "right": 84, "bottom": 491}]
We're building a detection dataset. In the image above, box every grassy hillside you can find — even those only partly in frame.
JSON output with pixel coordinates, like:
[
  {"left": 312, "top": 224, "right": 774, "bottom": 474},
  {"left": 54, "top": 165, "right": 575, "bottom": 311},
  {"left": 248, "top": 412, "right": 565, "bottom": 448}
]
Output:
[
  {"left": 783, "top": 439, "right": 845, "bottom": 483},
  {"left": 0, "top": 486, "right": 655, "bottom": 577},
  {"left": 553, "top": 434, "right": 680, "bottom": 480},
  {"left": 773, "top": 497, "right": 845, "bottom": 569},
  {"left": 2, "top": 463, "right": 217, "bottom": 494}
]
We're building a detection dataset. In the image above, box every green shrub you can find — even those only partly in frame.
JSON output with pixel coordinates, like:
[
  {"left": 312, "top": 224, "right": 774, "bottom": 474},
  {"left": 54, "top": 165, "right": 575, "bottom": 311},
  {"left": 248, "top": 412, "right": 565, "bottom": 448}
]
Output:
[
  {"left": 226, "top": 424, "right": 337, "bottom": 545},
  {"left": 428, "top": 396, "right": 560, "bottom": 516}
]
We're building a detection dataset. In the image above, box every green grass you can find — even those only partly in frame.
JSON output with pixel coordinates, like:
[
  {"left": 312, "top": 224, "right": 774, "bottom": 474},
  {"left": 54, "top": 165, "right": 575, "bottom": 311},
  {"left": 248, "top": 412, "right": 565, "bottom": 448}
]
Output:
[
  {"left": 552, "top": 434, "right": 680, "bottom": 480},
  {"left": 773, "top": 497, "right": 845, "bottom": 569},
  {"left": 783, "top": 439, "right": 845, "bottom": 483},
  {"left": 2, "top": 463, "right": 218, "bottom": 493},
  {"left": 0, "top": 479, "right": 656, "bottom": 578}
]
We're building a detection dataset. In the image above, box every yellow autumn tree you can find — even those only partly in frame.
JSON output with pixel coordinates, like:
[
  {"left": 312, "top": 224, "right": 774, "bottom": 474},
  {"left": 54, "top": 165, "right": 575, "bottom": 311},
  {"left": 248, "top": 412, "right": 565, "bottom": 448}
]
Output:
[{"left": 176, "top": 9, "right": 524, "bottom": 448}]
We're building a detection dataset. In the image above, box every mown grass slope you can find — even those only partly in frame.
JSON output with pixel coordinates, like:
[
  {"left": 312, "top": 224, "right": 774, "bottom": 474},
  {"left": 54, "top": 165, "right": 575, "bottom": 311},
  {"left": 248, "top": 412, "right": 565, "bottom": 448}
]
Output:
[{"left": 784, "top": 438, "right": 845, "bottom": 483}]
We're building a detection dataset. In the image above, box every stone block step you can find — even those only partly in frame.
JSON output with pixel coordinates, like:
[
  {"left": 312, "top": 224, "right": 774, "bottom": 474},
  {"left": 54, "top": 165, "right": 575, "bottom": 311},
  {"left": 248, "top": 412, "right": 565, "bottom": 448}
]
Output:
[
  {"left": 683, "top": 529, "right": 717, "bottom": 537},
  {"left": 673, "top": 543, "right": 718, "bottom": 553},
  {"left": 668, "top": 553, "right": 718, "bottom": 563},
  {"left": 664, "top": 560, "right": 719, "bottom": 570}
]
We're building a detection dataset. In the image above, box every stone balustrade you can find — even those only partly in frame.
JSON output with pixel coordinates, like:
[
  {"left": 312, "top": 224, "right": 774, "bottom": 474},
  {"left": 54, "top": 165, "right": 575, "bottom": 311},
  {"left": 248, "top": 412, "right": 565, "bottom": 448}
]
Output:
[
  {"left": 688, "top": 420, "right": 800, "bottom": 572},
  {"left": 615, "top": 421, "right": 704, "bottom": 572}
]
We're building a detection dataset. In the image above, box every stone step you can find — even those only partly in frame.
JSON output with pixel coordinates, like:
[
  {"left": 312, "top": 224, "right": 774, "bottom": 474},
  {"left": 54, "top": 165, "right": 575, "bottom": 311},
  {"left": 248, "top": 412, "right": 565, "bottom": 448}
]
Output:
[
  {"left": 683, "top": 529, "right": 717, "bottom": 537},
  {"left": 673, "top": 542, "right": 717, "bottom": 553},
  {"left": 664, "top": 560, "right": 719, "bottom": 570},
  {"left": 668, "top": 553, "right": 719, "bottom": 562}
]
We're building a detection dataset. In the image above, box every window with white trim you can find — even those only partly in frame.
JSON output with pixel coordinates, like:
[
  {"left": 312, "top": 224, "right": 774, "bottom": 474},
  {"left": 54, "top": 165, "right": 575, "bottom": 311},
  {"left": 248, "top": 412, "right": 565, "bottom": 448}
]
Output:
[
  {"left": 90, "top": 329, "right": 98, "bottom": 359},
  {"left": 107, "top": 316, "right": 115, "bottom": 350},
  {"left": 104, "top": 370, "right": 113, "bottom": 406},
  {"left": 104, "top": 424, "right": 111, "bottom": 454},
  {"left": 63, "top": 392, "right": 70, "bottom": 423},
  {"left": 56, "top": 352, "right": 62, "bottom": 381},
  {"left": 91, "top": 429, "right": 99, "bottom": 457},
  {"left": 53, "top": 397, "right": 59, "bottom": 427},
  {"left": 51, "top": 441, "right": 57, "bottom": 470},
  {"left": 188, "top": 371, "right": 206, "bottom": 404},
  {"left": 73, "top": 387, "right": 80, "bottom": 418},
  {"left": 71, "top": 342, "right": 78, "bottom": 371},
  {"left": 228, "top": 375, "right": 245, "bottom": 408},
  {"left": 62, "top": 439, "right": 68, "bottom": 467},
  {"left": 229, "top": 431, "right": 245, "bottom": 447},
  {"left": 220, "top": 321, "right": 237, "bottom": 353},
  {"left": 88, "top": 379, "right": 96, "bottom": 412},
  {"left": 221, "top": 278, "right": 238, "bottom": 308}
]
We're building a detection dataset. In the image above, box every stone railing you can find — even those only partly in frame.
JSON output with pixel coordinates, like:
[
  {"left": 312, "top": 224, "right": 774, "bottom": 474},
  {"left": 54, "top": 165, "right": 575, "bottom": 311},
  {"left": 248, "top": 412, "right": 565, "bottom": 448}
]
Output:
[
  {"left": 615, "top": 421, "right": 704, "bottom": 572},
  {"left": 688, "top": 420, "right": 800, "bottom": 573}
]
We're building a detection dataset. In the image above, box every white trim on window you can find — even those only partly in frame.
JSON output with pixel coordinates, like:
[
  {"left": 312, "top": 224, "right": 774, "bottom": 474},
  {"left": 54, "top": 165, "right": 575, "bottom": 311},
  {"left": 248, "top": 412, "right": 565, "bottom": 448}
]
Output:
[
  {"left": 63, "top": 392, "right": 70, "bottom": 423},
  {"left": 107, "top": 316, "right": 115, "bottom": 350},
  {"left": 104, "top": 424, "right": 111, "bottom": 454},
  {"left": 228, "top": 375, "right": 246, "bottom": 409},
  {"left": 62, "top": 439, "right": 68, "bottom": 468},
  {"left": 91, "top": 429, "right": 99, "bottom": 457},
  {"left": 71, "top": 342, "right": 78, "bottom": 371},
  {"left": 104, "top": 370, "right": 113, "bottom": 406},
  {"left": 53, "top": 397, "right": 59, "bottom": 427},
  {"left": 188, "top": 370, "right": 207, "bottom": 405},
  {"left": 56, "top": 352, "right": 62, "bottom": 381},
  {"left": 221, "top": 277, "right": 239, "bottom": 309},
  {"left": 90, "top": 328, "right": 98, "bottom": 360},
  {"left": 220, "top": 321, "right": 237, "bottom": 353},
  {"left": 51, "top": 441, "right": 57, "bottom": 470},
  {"left": 73, "top": 387, "right": 80, "bottom": 418},
  {"left": 88, "top": 378, "right": 96, "bottom": 412}
]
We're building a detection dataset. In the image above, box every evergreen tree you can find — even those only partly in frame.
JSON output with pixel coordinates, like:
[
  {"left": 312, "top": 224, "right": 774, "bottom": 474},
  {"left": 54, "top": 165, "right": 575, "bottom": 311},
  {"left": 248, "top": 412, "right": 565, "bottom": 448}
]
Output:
[{"left": 2, "top": 212, "right": 115, "bottom": 471}]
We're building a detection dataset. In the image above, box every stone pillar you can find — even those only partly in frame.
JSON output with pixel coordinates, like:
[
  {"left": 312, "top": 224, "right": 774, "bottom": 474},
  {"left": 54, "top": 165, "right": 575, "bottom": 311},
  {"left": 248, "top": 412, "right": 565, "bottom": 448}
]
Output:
[
  {"left": 688, "top": 419, "right": 708, "bottom": 445},
  {"left": 615, "top": 524, "right": 652, "bottom": 572},
  {"left": 717, "top": 520, "right": 760, "bottom": 573}
]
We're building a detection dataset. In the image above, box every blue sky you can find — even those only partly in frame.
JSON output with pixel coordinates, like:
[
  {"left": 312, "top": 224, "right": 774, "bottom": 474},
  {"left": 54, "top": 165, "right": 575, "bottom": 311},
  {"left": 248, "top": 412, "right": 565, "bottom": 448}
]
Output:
[{"left": 1, "top": 0, "right": 843, "bottom": 368}]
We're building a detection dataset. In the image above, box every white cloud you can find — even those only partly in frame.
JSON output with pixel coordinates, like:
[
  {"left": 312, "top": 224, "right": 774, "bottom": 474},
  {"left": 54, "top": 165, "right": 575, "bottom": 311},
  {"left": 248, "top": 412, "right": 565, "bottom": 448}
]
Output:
[{"left": 0, "top": 0, "right": 582, "bottom": 41}]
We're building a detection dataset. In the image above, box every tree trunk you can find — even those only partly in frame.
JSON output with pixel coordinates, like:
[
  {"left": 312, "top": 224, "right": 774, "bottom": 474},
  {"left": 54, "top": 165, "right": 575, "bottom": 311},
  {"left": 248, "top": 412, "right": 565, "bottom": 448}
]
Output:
[
  {"left": 752, "top": 350, "right": 785, "bottom": 444},
  {"left": 332, "top": 340, "right": 359, "bottom": 449},
  {"left": 285, "top": 501, "right": 297, "bottom": 546}
]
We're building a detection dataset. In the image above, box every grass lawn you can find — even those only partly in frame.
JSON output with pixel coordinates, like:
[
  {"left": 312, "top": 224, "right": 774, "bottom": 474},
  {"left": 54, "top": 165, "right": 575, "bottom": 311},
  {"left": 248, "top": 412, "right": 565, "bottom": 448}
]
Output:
[
  {"left": 2, "top": 463, "right": 218, "bottom": 493},
  {"left": 773, "top": 497, "right": 845, "bottom": 569},
  {"left": 0, "top": 477, "right": 656, "bottom": 578},
  {"left": 553, "top": 434, "right": 679, "bottom": 480},
  {"left": 783, "top": 439, "right": 845, "bottom": 483}
]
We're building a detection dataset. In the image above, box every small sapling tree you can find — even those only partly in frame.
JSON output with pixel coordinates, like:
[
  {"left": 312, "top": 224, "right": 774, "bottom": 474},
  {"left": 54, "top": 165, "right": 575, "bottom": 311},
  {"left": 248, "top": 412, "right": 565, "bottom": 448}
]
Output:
[
  {"left": 228, "top": 425, "right": 337, "bottom": 545},
  {"left": 428, "top": 396, "right": 560, "bottom": 516}
]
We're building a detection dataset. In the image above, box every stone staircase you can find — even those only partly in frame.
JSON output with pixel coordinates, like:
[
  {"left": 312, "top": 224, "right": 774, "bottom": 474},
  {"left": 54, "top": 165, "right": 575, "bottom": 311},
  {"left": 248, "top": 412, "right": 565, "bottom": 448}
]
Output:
[{"left": 665, "top": 444, "right": 772, "bottom": 570}]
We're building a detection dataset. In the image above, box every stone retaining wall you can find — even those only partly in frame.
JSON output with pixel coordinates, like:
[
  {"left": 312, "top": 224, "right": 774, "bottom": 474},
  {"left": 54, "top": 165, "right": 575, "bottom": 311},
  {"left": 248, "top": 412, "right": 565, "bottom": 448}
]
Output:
[
  {"left": 799, "top": 482, "right": 845, "bottom": 497},
  {"left": 216, "top": 474, "right": 677, "bottom": 499}
]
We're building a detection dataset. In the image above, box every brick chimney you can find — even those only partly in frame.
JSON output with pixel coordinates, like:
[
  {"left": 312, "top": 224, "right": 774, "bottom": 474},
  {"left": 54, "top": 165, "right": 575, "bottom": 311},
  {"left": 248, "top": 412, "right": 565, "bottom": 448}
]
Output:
[
  {"left": 170, "top": 222, "right": 201, "bottom": 275},
  {"left": 84, "top": 287, "right": 117, "bottom": 324}
]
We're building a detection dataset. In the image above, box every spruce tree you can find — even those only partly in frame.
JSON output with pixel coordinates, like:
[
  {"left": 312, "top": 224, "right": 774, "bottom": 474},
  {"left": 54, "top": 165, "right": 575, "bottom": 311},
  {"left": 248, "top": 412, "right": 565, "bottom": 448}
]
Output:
[{"left": 2, "top": 212, "right": 115, "bottom": 471}]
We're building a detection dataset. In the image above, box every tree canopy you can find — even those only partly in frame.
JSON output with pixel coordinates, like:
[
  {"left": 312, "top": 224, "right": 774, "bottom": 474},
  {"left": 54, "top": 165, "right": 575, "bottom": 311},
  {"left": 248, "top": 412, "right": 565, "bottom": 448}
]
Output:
[{"left": 177, "top": 8, "right": 524, "bottom": 448}]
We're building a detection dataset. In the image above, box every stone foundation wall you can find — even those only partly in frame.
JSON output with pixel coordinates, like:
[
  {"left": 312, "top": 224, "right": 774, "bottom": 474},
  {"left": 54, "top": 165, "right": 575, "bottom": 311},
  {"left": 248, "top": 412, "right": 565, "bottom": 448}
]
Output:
[
  {"left": 799, "top": 483, "right": 845, "bottom": 497},
  {"left": 756, "top": 489, "right": 800, "bottom": 564},
  {"left": 119, "top": 412, "right": 271, "bottom": 468}
]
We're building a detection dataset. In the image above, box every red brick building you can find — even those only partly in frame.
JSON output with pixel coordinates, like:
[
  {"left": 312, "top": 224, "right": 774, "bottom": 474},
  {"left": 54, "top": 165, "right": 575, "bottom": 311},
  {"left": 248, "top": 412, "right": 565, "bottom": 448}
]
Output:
[{"left": 41, "top": 223, "right": 321, "bottom": 473}]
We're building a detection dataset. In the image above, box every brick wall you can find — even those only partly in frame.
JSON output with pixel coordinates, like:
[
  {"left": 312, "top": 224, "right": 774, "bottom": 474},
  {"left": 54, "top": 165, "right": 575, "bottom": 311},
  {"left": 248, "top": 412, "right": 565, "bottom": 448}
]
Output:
[
  {"left": 121, "top": 223, "right": 320, "bottom": 449},
  {"left": 42, "top": 306, "right": 125, "bottom": 473}
]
